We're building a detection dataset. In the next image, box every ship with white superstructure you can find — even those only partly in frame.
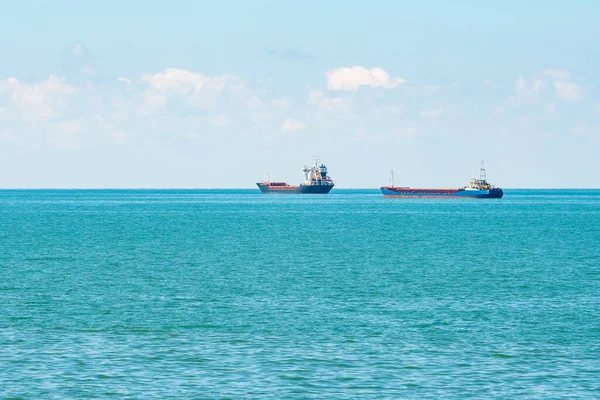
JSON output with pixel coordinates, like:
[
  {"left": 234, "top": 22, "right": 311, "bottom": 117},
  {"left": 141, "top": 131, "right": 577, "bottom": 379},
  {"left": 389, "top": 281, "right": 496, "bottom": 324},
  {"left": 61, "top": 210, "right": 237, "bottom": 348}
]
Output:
[{"left": 256, "top": 157, "right": 335, "bottom": 194}]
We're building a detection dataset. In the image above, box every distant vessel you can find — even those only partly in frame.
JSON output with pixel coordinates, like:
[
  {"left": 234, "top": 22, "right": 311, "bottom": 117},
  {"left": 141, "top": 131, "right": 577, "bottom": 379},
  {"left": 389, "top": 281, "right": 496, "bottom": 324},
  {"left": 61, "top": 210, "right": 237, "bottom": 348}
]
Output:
[
  {"left": 381, "top": 162, "right": 503, "bottom": 199},
  {"left": 257, "top": 157, "right": 335, "bottom": 194}
]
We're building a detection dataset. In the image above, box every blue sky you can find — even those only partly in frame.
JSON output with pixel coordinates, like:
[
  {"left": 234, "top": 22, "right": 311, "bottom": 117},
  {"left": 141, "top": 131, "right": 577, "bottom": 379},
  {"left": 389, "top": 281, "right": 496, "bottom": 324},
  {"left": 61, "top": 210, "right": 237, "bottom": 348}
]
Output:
[{"left": 1, "top": 0, "right": 598, "bottom": 188}]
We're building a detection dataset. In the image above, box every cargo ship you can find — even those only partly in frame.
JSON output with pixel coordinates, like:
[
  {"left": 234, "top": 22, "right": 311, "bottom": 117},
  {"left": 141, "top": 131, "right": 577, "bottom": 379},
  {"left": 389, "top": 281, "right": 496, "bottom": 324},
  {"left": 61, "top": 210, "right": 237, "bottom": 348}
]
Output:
[
  {"left": 257, "top": 158, "right": 334, "bottom": 194},
  {"left": 381, "top": 162, "right": 503, "bottom": 199}
]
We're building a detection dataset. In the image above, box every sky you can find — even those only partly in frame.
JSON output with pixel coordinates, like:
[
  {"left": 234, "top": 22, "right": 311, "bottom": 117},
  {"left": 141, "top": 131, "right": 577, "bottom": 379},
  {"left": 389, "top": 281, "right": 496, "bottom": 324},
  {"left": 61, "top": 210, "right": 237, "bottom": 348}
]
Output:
[{"left": 1, "top": 0, "right": 599, "bottom": 188}]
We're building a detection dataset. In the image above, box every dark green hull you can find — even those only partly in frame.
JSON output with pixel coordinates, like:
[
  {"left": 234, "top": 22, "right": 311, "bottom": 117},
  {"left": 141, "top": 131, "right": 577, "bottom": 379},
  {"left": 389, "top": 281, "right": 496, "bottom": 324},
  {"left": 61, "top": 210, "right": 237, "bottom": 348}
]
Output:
[
  {"left": 256, "top": 183, "right": 334, "bottom": 194},
  {"left": 298, "top": 184, "right": 334, "bottom": 194}
]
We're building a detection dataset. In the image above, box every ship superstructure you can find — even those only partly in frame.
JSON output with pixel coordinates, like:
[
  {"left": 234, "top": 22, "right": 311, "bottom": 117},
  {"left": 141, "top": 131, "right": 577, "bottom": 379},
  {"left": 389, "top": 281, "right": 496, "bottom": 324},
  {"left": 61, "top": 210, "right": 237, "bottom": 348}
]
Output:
[
  {"left": 380, "top": 162, "right": 503, "bottom": 199},
  {"left": 299, "top": 157, "right": 335, "bottom": 193},
  {"left": 257, "top": 157, "right": 335, "bottom": 194}
]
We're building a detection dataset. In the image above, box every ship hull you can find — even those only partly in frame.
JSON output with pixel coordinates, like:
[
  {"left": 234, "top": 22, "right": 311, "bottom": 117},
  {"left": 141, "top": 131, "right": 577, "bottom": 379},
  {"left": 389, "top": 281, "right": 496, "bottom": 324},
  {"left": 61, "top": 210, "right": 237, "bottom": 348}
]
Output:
[
  {"left": 256, "top": 183, "right": 299, "bottom": 193},
  {"left": 256, "top": 183, "right": 334, "bottom": 194},
  {"left": 381, "top": 187, "right": 503, "bottom": 199},
  {"left": 298, "top": 184, "right": 334, "bottom": 194}
]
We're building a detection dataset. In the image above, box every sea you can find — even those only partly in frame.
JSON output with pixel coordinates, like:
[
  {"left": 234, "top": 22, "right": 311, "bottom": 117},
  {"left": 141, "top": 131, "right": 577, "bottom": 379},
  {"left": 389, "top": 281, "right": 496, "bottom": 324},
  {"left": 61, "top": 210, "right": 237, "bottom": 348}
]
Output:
[{"left": 1, "top": 189, "right": 599, "bottom": 399}]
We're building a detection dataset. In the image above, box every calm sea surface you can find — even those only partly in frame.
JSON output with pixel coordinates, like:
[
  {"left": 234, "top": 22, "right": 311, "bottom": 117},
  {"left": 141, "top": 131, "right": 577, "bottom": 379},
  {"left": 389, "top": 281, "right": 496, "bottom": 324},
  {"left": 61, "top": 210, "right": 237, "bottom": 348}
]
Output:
[{"left": 1, "top": 189, "right": 599, "bottom": 398}]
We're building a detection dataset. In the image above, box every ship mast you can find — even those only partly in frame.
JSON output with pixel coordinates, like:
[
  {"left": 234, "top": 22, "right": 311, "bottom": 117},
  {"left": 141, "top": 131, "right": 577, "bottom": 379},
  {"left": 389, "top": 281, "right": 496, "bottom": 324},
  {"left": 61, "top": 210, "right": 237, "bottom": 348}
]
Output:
[
  {"left": 480, "top": 161, "right": 487, "bottom": 182},
  {"left": 390, "top": 169, "right": 395, "bottom": 188},
  {"left": 266, "top": 170, "right": 271, "bottom": 184},
  {"left": 312, "top": 156, "right": 320, "bottom": 181}
]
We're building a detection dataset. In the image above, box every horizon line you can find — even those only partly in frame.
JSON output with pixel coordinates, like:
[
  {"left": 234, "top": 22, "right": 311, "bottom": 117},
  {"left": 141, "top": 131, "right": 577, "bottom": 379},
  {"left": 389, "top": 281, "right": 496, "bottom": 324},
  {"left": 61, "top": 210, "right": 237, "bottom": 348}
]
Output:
[{"left": 1, "top": 187, "right": 600, "bottom": 191}]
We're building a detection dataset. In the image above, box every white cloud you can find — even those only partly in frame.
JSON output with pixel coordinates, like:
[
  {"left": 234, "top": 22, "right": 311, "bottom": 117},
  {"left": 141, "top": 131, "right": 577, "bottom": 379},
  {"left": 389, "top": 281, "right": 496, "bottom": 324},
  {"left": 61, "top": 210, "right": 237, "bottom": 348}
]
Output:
[
  {"left": 366, "top": 104, "right": 404, "bottom": 119},
  {"left": 554, "top": 81, "right": 582, "bottom": 102},
  {"left": 212, "top": 114, "right": 228, "bottom": 127},
  {"left": 544, "top": 69, "right": 570, "bottom": 80},
  {"left": 0, "top": 75, "right": 77, "bottom": 121},
  {"left": 56, "top": 120, "right": 81, "bottom": 134},
  {"left": 143, "top": 68, "right": 210, "bottom": 94},
  {"left": 141, "top": 68, "right": 257, "bottom": 110},
  {"left": 140, "top": 91, "right": 167, "bottom": 114},
  {"left": 512, "top": 69, "right": 583, "bottom": 107},
  {"left": 110, "top": 111, "right": 127, "bottom": 121},
  {"left": 490, "top": 105, "right": 505, "bottom": 116},
  {"left": 515, "top": 76, "right": 527, "bottom": 95},
  {"left": 533, "top": 79, "right": 547, "bottom": 94},
  {"left": 396, "top": 123, "right": 418, "bottom": 140},
  {"left": 534, "top": 68, "right": 582, "bottom": 102},
  {"left": 142, "top": 68, "right": 247, "bottom": 97},
  {"left": 82, "top": 66, "right": 95, "bottom": 76},
  {"left": 272, "top": 97, "right": 290, "bottom": 109},
  {"left": 482, "top": 79, "right": 493, "bottom": 87},
  {"left": 308, "top": 90, "right": 352, "bottom": 114},
  {"left": 355, "top": 130, "right": 382, "bottom": 142},
  {"left": 419, "top": 108, "right": 444, "bottom": 118},
  {"left": 545, "top": 103, "right": 557, "bottom": 115},
  {"left": 570, "top": 124, "right": 600, "bottom": 142},
  {"left": 0, "top": 68, "right": 282, "bottom": 153},
  {"left": 515, "top": 76, "right": 546, "bottom": 97},
  {"left": 71, "top": 43, "right": 84, "bottom": 57},
  {"left": 281, "top": 118, "right": 305, "bottom": 132},
  {"left": 0, "top": 130, "right": 18, "bottom": 144},
  {"left": 422, "top": 84, "right": 440, "bottom": 93},
  {"left": 112, "top": 130, "right": 126, "bottom": 144},
  {"left": 325, "top": 66, "right": 406, "bottom": 91}
]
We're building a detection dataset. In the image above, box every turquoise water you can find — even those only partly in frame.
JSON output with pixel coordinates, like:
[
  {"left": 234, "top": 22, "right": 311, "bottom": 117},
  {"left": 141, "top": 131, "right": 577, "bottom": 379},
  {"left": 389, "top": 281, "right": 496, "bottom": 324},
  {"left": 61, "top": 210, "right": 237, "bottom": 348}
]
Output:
[{"left": 1, "top": 189, "right": 599, "bottom": 398}]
